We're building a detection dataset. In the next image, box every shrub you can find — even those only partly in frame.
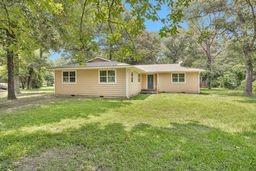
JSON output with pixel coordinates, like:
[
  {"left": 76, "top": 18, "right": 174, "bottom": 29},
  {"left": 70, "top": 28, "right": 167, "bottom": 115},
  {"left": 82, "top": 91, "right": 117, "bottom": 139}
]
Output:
[
  {"left": 217, "top": 65, "right": 245, "bottom": 89},
  {"left": 217, "top": 71, "right": 240, "bottom": 89}
]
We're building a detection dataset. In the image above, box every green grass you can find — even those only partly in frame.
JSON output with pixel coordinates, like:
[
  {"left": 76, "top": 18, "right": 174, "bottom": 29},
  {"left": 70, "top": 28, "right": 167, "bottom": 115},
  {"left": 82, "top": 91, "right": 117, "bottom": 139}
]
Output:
[{"left": 0, "top": 88, "right": 256, "bottom": 170}]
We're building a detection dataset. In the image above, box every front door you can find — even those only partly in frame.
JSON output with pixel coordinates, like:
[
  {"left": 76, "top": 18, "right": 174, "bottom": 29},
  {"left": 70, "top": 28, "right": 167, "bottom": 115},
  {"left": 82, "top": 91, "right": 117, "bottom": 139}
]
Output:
[{"left": 147, "top": 75, "right": 154, "bottom": 89}]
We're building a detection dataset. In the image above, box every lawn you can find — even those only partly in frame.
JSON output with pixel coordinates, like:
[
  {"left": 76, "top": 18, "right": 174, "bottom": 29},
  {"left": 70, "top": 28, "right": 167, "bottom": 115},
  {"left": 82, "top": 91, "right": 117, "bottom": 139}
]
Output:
[{"left": 0, "top": 88, "right": 256, "bottom": 170}]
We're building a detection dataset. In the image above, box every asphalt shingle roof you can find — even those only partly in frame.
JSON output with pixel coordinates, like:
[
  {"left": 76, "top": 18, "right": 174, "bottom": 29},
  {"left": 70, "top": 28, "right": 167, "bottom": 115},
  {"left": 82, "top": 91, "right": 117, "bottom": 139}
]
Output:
[
  {"left": 54, "top": 57, "right": 204, "bottom": 72},
  {"left": 135, "top": 64, "right": 204, "bottom": 73}
]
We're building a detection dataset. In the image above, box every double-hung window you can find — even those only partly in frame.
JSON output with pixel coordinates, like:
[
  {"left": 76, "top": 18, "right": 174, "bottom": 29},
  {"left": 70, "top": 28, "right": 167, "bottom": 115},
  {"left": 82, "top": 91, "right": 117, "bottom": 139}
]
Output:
[
  {"left": 172, "top": 73, "right": 185, "bottom": 83},
  {"left": 99, "top": 70, "right": 116, "bottom": 83},
  {"left": 63, "top": 71, "right": 76, "bottom": 83},
  {"left": 138, "top": 74, "right": 140, "bottom": 82},
  {"left": 131, "top": 72, "right": 133, "bottom": 82}
]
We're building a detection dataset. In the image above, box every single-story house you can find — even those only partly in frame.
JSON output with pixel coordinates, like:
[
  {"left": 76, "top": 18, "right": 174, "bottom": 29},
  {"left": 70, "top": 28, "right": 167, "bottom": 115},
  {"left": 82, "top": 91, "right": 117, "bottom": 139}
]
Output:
[{"left": 54, "top": 57, "right": 204, "bottom": 98}]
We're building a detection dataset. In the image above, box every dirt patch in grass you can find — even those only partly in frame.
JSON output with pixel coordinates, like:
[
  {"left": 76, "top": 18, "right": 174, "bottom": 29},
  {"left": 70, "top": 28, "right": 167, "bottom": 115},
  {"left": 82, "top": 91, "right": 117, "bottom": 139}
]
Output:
[
  {"left": 0, "top": 92, "right": 88, "bottom": 114},
  {"left": 13, "top": 146, "right": 105, "bottom": 171},
  {"left": 0, "top": 93, "right": 56, "bottom": 113}
]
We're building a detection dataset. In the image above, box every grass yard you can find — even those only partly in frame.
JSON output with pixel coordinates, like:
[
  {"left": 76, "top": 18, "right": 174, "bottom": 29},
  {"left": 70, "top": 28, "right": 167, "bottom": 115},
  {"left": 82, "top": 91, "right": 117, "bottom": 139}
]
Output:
[{"left": 0, "top": 88, "right": 256, "bottom": 170}]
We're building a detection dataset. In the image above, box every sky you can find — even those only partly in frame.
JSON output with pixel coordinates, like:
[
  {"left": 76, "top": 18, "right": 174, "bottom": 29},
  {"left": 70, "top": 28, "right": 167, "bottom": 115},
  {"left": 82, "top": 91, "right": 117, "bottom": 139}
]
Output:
[{"left": 50, "top": 5, "right": 186, "bottom": 60}]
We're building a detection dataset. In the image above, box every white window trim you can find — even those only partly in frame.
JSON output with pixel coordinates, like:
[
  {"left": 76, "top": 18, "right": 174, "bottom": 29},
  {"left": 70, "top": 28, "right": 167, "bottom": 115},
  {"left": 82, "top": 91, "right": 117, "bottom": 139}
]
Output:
[
  {"left": 62, "top": 70, "right": 77, "bottom": 84},
  {"left": 98, "top": 69, "right": 117, "bottom": 84},
  {"left": 171, "top": 73, "right": 186, "bottom": 84}
]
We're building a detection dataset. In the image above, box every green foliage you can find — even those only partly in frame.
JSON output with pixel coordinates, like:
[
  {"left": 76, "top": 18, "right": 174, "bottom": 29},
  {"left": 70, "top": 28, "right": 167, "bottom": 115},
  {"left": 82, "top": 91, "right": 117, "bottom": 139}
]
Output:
[
  {"left": 160, "top": 30, "right": 204, "bottom": 67},
  {"left": 217, "top": 65, "right": 244, "bottom": 89},
  {"left": 217, "top": 72, "right": 239, "bottom": 89},
  {"left": 44, "top": 72, "right": 54, "bottom": 86}
]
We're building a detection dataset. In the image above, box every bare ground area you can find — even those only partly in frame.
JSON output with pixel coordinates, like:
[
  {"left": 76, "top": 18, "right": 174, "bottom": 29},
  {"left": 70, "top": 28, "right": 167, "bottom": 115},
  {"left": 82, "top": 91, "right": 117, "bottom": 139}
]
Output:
[
  {"left": 0, "top": 92, "right": 54, "bottom": 113},
  {"left": 0, "top": 87, "right": 62, "bottom": 113},
  {"left": 13, "top": 146, "right": 98, "bottom": 171}
]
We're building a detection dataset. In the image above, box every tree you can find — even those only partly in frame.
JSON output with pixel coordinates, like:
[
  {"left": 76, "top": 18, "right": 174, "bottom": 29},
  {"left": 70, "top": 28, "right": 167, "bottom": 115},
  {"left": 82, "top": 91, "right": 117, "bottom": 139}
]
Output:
[
  {"left": 0, "top": 0, "right": 63, "bottom": 99},
  {"left": 229, "top": 0, "right": 256, "bottom": 95},
  {"left": 160, "top": 30, "right": 204, "bottom": 67},
  {"left": 185, "top": 1, "right": 226, "bottom": 89},
  {"left": 1, "top": 0, "right": 193, "bottom": 100},
  {"left": 134, "top": 32, "right": 161, "bottom": 64},
  {"left": 182, "top": 0, "right": 256, "bottom": 95}
]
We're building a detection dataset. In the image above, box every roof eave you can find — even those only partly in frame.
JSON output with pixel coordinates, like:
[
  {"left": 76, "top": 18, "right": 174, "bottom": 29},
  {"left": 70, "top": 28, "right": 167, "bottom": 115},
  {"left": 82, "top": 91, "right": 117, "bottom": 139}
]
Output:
[
  {"left": 140, "top": 70, "right": 205, "bottom": 73},
  {"left": 53, "top": 65, "right": 132, "bottom": 70}
]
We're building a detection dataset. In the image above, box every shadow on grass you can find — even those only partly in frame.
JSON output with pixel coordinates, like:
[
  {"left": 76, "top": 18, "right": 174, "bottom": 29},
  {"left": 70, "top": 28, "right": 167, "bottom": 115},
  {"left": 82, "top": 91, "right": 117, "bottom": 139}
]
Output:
[
  {"left": 200, "top": 88, "right": 247, "bottom": 97},
  {"left": 1, "top": 122, "right": 255, "bottom": 170},
  {"left": 235, "top": 98, "right": 256, "bottom": 104},
  {"left": 17, "top": 92, "right": 50, "bottom": 96},
  {"left": 0, "top": 98, "right": 131, "bottom": 130},
  {"left": 130, "top": 94, "right": 152, "bottom": 100},
  {"left": 0, "top": 93, "right": 53, "bottom": 111}
]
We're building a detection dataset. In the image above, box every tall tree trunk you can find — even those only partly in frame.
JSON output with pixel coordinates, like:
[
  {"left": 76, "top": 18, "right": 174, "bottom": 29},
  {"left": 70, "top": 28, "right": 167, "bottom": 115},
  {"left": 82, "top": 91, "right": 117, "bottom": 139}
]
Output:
[
  {"left": 27, "top": 67, "right": 33, "bottom": 89},
  {"left": 206, "top": 57, "right": 212, "bottom": 89},
  {"left": 14, "top": 54, "right": 20, "bottom": 94},
  {"left": 109, "top": 45, "right": 113, "bottom": 60},
  {"left": 206, "top": 44, "right": 212, "bottom": 90},
  {"left": 7, "top": 48, "right": 16, "bottom": 100},
  {"left": 21, "top": 78, "right": 25, "bottom": 89},
  {"left": 243, "top": 48, "right": 253, "bottom": 96}
]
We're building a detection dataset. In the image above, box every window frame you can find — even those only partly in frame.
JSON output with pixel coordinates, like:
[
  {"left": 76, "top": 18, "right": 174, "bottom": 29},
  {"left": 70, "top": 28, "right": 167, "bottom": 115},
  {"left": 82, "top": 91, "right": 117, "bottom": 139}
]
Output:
[
  {"left": 131, "top": 72, "right": 134, "bottom": 83},
  {"left": 98, "top": 69, "right": 117, "bottom": 84},
  {"left": 171, "top": 73, "right": 186, "bottom": 83},
  {"left": 62, "top": 70, "right": 77, "bottom": 84}
]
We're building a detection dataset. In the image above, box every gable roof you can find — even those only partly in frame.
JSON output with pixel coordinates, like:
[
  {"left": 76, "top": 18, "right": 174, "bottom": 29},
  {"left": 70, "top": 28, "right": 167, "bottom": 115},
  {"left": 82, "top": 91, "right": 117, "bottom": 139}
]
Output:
[
  {"left": 86, "top": 57, "right": 129, "bottom": 67},
  {"left": 135, "top": 64, "right": 204, "bottom": 73},
  {"left": 53, "top": 57, "right": 130, "bottom": 70},
  {"left": 53, "top": 57, "right": 204, "bottom": 73},
  {"left": 87, "top": 57, "right": 111, "bottom": 63}
]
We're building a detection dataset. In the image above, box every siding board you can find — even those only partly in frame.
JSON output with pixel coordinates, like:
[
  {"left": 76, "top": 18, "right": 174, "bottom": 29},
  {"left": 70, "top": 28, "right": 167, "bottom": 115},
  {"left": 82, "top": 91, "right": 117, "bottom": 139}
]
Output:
[
  {"left": 158, "top": 72, "right": 199, "bottom": 93},
  {"left": 55, "top": 68, "right": 126, "bottom": 97}
]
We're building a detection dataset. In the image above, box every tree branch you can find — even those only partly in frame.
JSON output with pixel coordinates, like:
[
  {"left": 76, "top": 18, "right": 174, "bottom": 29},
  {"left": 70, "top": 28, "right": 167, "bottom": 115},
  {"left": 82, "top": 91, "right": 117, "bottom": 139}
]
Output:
[
  {"left": 1, "top": 0, "right": 14, "bottom": 36},
  {"left": 79, "top": 0, "right": 89, "bottom": 55},
  {"left": 246, "top": 0, "right": 256, "bottom": 49}
]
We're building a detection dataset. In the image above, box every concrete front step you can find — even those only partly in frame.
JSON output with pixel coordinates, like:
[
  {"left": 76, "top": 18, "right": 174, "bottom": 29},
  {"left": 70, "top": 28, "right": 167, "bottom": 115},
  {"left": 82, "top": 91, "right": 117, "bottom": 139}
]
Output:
[{"left": 141, "top": 89, "right": 158, "bottom": 94}]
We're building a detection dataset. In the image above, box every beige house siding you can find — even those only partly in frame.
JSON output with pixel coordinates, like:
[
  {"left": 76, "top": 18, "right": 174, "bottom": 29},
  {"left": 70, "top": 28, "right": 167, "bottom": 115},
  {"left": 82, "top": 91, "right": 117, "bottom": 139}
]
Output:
[
  {"left": 158, "top": 72, "right": 199, "bottom": 93},
  {"left": 55, "top": 68, "right": 126, "bottom": 97},
  {"left": 141, "top": 74, "right": 147, "bottom": 89},
  {"left": 141, "top": 73, "right": 158, "bottom": 90},
  {"left": 54, "top": 68, "right": 201, "bottom": 97},
  {"left": 127, "top": 69, "right": 141, "bottom": 97},
  {"left": 153, "top": 74, "right": 157, "bottom": 90}
]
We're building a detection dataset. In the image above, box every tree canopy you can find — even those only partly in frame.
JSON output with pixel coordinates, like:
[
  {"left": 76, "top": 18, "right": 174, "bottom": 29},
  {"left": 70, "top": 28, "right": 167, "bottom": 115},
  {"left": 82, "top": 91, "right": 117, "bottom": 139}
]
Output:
[{"left": 0, "top": 0, "right": 256, "bottom": 99}]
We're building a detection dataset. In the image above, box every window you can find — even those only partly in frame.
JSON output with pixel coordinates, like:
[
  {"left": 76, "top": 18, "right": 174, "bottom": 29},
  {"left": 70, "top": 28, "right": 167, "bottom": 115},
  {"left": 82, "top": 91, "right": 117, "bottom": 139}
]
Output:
[
  {"left": 138, "top": 74, "right": 140, "bottom": 82},
  {"left": 131, "top": 72, "right": 133, "bottom": 82},
  {"left": 108, "top": 70, "right": 115, "bottom": 83},
  {"left": 172, "top": 73, "right": 185, "bottom": 83},
  {"left": 63, "top": 71, "right": 76, "bottom": 83},
  {"left": 100, "top": 70, "right": 107, "bottom": 83},
  {"left": 99, "top": 70, "right": 116, "bottom": 83}
]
